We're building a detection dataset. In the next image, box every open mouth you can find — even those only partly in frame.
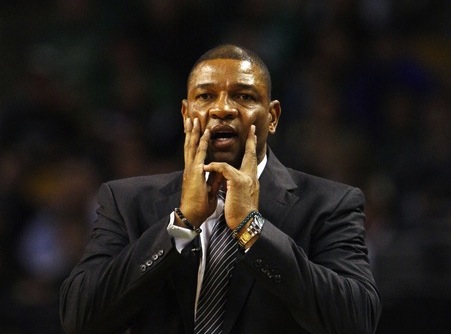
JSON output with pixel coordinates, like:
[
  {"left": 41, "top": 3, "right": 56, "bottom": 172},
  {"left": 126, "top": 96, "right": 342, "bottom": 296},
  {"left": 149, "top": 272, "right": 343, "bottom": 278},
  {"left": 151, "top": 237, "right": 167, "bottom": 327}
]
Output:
[
  {"left": 211, "top": 131, "right": 237, "bottom": 140},
  {"left": 210, "top": 124, "right": 237, "bottom": 139},
  {"left": 210, "top": 125, "right": 238, "bottom": 148}
]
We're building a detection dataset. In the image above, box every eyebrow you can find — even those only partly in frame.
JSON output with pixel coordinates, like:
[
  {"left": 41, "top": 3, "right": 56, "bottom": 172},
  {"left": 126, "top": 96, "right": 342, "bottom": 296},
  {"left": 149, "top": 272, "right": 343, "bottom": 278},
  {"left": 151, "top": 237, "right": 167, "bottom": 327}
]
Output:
[{"left": 193, "top": 82, "right": 259, "bottom": 91}]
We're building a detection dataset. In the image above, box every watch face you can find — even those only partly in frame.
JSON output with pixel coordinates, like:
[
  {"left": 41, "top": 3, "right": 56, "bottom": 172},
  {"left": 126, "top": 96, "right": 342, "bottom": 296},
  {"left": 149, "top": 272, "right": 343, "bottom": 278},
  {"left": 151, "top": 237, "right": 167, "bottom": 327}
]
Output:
[
  {"left": 242, "top": 232, "right": 253, "bottom": 243},
  {"left": 253, "top": 215, "right": 264, "bottom": 229}
]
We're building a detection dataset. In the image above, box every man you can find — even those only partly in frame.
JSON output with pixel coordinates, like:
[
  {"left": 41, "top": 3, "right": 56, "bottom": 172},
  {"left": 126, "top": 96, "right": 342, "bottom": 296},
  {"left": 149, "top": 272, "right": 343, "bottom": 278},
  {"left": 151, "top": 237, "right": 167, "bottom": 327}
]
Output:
[{"left": 60, "top": 44, "right": 381, "bottom": 334}]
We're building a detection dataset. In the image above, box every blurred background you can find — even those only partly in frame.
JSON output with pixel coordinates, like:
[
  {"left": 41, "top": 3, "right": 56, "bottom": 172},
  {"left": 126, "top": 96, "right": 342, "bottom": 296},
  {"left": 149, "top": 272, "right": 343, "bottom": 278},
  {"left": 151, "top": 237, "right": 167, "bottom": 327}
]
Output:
[{"left": 0, "top": 0, "right": 450, "bottom": 333}]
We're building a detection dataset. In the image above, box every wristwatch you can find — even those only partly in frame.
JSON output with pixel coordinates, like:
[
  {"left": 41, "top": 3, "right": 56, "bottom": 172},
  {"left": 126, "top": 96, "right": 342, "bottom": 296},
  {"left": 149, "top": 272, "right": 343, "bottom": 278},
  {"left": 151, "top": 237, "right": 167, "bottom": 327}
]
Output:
[{"left": 237, "top": 213, "right": 264, "bottom": 248}]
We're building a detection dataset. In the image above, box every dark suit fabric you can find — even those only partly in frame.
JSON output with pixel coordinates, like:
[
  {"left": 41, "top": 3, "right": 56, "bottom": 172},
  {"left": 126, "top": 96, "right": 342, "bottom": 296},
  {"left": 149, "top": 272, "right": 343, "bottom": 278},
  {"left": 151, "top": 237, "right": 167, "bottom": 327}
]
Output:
[{"left": 60, "top": 150, "right": 381, "bottom": 334}]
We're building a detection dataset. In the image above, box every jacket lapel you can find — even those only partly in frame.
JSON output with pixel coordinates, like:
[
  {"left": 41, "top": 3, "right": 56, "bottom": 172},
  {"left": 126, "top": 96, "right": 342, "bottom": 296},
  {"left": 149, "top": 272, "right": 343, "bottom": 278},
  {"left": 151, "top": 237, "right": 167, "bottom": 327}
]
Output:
[
  {"left": 222, "top": 149, "right": 300, "bottom": 333},
  {"left": 258, "top": 148, "right": 299, "bottom": 229},
  {"left": 152, "top": 172, "right": 183, "bottom": 222}
]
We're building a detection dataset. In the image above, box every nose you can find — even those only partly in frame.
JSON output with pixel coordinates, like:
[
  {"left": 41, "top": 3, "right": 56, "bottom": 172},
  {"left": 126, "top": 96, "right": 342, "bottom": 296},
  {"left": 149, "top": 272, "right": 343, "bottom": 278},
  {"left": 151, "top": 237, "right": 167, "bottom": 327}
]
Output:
[{"left": 209, "top": 93, "right": 238, "bottom": 119}]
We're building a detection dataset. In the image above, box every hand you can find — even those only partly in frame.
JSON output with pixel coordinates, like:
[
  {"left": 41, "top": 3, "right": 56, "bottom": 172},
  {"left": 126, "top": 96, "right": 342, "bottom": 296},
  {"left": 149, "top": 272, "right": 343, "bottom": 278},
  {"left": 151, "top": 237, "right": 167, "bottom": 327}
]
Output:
[
  {"left": 203, "top": 125, "right": 259, "bottom": 229},
  {"left": 178, "top": 118, "right": 220, "bottom": 227}
]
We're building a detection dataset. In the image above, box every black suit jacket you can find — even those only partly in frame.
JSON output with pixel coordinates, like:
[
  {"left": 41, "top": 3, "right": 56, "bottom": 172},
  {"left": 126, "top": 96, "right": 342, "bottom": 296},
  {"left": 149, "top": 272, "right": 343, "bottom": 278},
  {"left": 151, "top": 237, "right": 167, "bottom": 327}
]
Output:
[{"left": 60, "top": 149, "right": 381, "bottom": 334}]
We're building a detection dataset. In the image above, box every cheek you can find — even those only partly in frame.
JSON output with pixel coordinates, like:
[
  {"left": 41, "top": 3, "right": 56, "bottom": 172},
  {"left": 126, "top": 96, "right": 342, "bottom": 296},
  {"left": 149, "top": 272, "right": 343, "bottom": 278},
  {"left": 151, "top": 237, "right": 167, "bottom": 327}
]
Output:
[
  {"left": 256, "top": 129, "right": 268, "bottom": 146},
  {"left": 187, "top": 105, "right": 208, "bottom": 128},
  {"left": 245, "top": 109, "right": 262, "bottom": 125},
  {"left": 254, "top": 114, "right": 271, "bottom": 143},
  {"left": 252, "top": 111, "right": 271, "bottom": 130},
  {"left": 187, "top": 102, "right": 202, "bottom": 115}
]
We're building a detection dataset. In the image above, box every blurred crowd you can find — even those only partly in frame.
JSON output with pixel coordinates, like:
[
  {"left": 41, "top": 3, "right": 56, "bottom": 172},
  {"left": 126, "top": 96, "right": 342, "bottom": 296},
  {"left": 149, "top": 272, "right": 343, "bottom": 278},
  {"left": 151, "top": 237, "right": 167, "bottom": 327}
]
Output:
[{"left": 0, "top": 1, "right": 450, "bottom": 333}]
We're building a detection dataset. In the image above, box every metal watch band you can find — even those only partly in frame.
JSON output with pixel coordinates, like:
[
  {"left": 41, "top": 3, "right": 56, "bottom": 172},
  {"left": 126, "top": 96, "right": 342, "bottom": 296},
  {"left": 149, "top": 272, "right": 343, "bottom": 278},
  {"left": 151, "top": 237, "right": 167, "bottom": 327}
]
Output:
[{"left": 237, "top": 213, "right": 264, "bottom": 248}]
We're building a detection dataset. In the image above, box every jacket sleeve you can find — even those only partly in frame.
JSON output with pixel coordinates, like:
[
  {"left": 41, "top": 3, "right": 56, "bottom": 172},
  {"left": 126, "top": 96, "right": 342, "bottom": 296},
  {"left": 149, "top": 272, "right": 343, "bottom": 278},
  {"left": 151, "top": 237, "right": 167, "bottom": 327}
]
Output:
[
  {"left": 59, "top": 182, "right": 181, "bottom": 334},
  {"left": 241, "top": 187, "right": 382, "bottom": 334}
]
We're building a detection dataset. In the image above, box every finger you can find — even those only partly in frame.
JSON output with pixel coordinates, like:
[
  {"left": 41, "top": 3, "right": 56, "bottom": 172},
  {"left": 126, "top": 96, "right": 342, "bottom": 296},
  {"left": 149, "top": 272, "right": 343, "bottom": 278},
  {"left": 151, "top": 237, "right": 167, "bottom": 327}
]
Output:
[
  {"left": 240, "top": 124, "right": 258, "bottom": 174},
  {"left": 194, "top": 128, "right": 210, "bottom": 165},
  {"left": 183, "top": 117, "right": 192, "bottom": 163},
  {"left": 184, "top": 116, "right": 192, "bottom": 134},
  {"left": 204, "top": 162, "right": 239, "bottom": 184},
  {"left": 185, "top": 118, "right": 201, "bottom": 163}
]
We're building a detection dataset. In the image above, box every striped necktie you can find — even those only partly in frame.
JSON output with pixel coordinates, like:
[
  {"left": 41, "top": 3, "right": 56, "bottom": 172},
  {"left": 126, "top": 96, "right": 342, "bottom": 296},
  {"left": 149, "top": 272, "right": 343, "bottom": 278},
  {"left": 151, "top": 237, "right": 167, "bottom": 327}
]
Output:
[{"left": 194, "top": 191, "right": 238, "bottom": 334}]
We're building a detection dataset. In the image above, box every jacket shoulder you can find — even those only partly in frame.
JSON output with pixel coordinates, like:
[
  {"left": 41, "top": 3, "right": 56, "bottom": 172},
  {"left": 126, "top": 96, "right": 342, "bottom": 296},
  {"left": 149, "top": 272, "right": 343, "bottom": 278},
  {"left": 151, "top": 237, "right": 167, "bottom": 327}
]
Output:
[
  {"left": 266, "top": 148, "right": 363, "bottom": 206},
  {"left": 97, "top": 172, "right": 183, "bottom": 213},
  {"left": 290, "top": 168, "right": 360, "bottom": 192},
  {"left": 104, "top": 171, "right": 182, "bottom": 194}
]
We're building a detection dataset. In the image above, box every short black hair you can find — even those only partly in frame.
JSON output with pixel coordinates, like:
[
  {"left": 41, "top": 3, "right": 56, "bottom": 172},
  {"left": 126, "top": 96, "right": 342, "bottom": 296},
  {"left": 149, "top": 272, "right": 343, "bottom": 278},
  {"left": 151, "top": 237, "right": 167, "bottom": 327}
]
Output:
[{"left": 188, "top": 44, "right": 272, "bottom": 98}]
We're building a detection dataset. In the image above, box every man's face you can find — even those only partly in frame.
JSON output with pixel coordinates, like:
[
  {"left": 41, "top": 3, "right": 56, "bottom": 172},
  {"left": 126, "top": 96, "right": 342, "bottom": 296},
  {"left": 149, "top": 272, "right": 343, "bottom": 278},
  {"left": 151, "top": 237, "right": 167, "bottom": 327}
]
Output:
[{"left": 182, "top": 58, "right": 280, "bottom": 168}]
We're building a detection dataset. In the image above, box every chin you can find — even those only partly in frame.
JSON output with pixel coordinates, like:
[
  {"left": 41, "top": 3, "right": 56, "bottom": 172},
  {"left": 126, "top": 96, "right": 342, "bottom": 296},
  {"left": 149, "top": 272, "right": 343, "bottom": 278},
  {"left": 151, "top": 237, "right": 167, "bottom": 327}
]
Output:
[{"left": 208, "top": 151, "right": 241, "bottom": 167}]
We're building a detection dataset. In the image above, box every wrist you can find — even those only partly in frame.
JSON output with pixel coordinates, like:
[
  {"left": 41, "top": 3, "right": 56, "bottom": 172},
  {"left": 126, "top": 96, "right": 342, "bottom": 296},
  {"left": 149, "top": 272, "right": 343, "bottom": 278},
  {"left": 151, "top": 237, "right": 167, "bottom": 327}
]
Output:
[
  {"left": 174, "top": 208, "right": 202, "bottom": 234},
  {"left": 233, "top": 211, "right": 264, "bottom": 249},
  {"left": 232, "top": 210, "right": 259, "bottom": 238}
]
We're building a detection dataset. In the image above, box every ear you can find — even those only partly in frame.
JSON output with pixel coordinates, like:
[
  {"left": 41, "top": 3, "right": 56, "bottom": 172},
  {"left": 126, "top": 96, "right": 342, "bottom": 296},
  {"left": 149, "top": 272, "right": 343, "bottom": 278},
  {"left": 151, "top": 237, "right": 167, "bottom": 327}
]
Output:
[
  {"left": 181, "top": 99, "right": 188, "bottom": 120},
  {"left": 268, "top": 100, "right": 281, "bottom": 134}
]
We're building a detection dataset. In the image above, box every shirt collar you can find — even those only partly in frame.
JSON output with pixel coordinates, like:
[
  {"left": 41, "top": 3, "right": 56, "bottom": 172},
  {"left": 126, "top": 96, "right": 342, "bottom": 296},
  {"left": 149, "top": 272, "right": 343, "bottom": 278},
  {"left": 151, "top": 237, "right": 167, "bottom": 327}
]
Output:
[{"left": 257, "top": 154, "right": 267, "bottom": 179}]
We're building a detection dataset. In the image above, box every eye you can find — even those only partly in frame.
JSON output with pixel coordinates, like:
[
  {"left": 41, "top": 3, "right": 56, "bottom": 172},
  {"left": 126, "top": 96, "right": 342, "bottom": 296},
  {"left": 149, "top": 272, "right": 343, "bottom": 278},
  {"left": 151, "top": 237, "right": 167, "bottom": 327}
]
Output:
[
  {"left": 236, "top": 93, "right": 254, "bottom": 101},
  {"left": 197, "top": 93, "right": 212, "bottom": 101}
]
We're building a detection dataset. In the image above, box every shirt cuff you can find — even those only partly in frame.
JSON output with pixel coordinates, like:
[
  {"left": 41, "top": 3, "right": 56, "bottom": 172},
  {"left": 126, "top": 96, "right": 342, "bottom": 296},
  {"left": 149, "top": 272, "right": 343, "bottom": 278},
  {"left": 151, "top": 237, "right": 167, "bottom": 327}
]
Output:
[{"left": 167, "top": 211, "right": 198, "bottom": 253}]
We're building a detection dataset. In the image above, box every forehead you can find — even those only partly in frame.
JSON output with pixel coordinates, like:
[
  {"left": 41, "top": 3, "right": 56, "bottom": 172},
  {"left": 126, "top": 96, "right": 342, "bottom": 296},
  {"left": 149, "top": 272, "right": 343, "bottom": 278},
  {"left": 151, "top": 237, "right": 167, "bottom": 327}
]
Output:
[{"left": 188, "top": 58, "right": 267, "bottom": 89}]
